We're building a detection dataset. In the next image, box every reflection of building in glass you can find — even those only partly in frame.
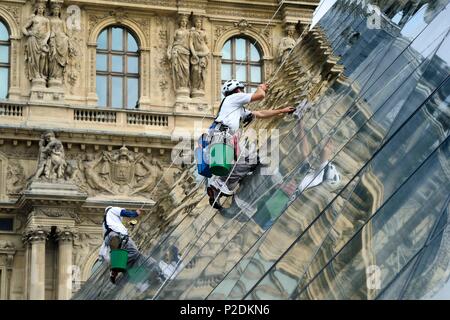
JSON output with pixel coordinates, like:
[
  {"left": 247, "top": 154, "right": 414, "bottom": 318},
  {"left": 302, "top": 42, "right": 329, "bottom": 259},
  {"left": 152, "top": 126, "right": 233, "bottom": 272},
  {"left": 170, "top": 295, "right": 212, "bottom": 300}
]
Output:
[{"left": 73, "top": 0, "right": 450, "bottom": 300}]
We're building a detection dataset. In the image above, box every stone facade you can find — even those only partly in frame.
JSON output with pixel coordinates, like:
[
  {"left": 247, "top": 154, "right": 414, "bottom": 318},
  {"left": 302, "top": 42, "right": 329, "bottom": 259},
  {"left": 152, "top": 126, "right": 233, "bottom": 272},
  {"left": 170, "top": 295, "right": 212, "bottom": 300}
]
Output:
[{"left": 0, "top": 0, "right": 319, "bottom": 299}]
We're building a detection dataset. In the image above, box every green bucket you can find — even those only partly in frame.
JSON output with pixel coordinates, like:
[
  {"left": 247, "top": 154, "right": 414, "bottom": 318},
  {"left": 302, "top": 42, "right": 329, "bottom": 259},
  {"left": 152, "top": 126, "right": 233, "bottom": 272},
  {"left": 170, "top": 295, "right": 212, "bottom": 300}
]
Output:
[
  {"left": 209, "top": 143, "right": 234, "bottom": 176},
  {"left": 110, "top": 249, "right": 128, "bottom": 272}
]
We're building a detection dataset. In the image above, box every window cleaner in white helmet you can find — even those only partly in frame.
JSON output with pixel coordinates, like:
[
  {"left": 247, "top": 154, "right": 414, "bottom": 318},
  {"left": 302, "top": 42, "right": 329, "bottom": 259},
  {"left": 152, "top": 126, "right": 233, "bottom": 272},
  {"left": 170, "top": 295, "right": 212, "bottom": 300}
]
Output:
[
  {"left": 206, "top": 79, "right": 295, "bottom": 210},
  {"left": 99, "top": 206, "right": 161, "bottom": 284}
]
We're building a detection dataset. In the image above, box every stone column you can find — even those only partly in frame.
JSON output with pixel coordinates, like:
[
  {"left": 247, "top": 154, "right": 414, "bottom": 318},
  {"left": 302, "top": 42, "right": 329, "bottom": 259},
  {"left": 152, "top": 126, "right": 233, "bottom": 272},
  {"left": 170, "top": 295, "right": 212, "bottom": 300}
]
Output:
[
  {"left": 26, "top": 230, "right": 48, "bottom": 300},
  {"left": 56, "top": 230, "right": 74, "bottom": 300}
]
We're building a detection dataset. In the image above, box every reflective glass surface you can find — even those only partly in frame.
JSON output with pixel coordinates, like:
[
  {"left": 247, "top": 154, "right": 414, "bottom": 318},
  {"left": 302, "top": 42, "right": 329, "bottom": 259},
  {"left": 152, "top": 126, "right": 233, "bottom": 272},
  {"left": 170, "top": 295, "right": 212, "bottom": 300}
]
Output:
[
  {"left": 128, "top": 33, "right": 138, "bottom": 52},
  {"left": 128, "top": 57, "right": 139, "bottom": 74},
  {"left": 96, "top": 76, "right": 107, "bottom": 107},
  {"left": 96, "top": 54, "right": 107, "bottom": 71},
  {"left": 74, "top": 0, "right": 450, "bottom": 300},
  {"left": 96, "top": 27, "right": 140, "bottom": 109},
  {"left": 222, "top": 40, "right": 231, "bottom": 60},
  {"left": 0, "top": 67, "right": 8, "bottom": 98},
  {"left": 111, "top": 76, "right": 123, "bottom": 108},
  {"left": 0, "top": 45, "right": 8, "bottom": 63},
  {"left": 235, "top": 38, "right": 246, "bottom": 61},
  {"left": 127, "top": 78, "right": 139, "bottom": 109},
  {"left": 97, "top": 30, "right": 107, "bottom": 50},
  {"left": 112, "top": 27, "right": 123, "bottom": 51}
]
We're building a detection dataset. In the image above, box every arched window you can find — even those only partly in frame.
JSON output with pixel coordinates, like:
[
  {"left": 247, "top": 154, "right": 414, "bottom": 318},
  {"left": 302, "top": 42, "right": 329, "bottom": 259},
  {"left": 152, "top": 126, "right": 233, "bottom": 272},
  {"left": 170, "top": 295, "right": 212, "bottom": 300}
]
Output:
[
  {"left": 96, "top": 26, "right": 139, "bottom": 109},
  {"left": 221, "top": 37, "right": 262, "bottom": 94},
  {"left": 0, "top": 20, "right": 10, "bottom": 99}
]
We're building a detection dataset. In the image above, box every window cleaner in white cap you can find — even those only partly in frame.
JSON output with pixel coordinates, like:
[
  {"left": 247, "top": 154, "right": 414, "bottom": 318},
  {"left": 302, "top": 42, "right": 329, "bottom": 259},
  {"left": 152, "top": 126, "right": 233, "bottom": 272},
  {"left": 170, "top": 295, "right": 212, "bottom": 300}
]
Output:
[
  {"left": 206, "top": 79, "right": 295, "bottom": 210},
  {"left": 98, "top": 206, "right": 143, "bottom": 284}
]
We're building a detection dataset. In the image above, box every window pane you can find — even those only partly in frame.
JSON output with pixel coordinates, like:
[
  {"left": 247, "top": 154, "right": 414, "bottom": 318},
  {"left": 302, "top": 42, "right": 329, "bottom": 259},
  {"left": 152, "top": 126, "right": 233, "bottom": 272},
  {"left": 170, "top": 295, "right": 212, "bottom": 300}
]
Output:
[
  {"left": 127, "top": 78, "right": 139, "bottom": 108},
  {"left": 235, "top": 38, "right": 246, "bottom": 61},
  {"left": 0, "top": 67, "right": 8, "bottom": 98},
  {"left": 249, "top": 86, "right": 257, "bottom": 93},
  {"left": 112, "top": 55, "right": 123, "bottom": 73},
  {"left": 222, "top": 40, "right": 231, "bottom": 60},
  {"left": 128, "top": 56, "right": 138, "bottom": 74},
  {"left": 127, "top": 33, "right": 138, "bottom": 52},
  {"left": 221, "top": 63, "right": 231, "bottom": 81},
  {"left": 0, "top": 45, "right": 8, "bottom": 63},
  {"left": 0, "top": 22, "right": 9, "bottom": 41},
  {"left": 250, "top": 44, "right": 260, "bottom": 61},
  {"left": 0, "top": 218, "right": 13, "bottom": 231},
  {"left": 96, "top": 54, "right": 107, "bottom": 71},
  {"left": 96, "top": 75, "right": 107, "bottom": 107},
  {"left": 97, "top": 29, "right": 107, "bottom": 49},
  {"left": 251, "top": 66, "right": 261, "bottom": 83},
  {"left": 111, "top": 76, "right": 123, "bottom": 108},
  {"left": 236, "top": 65, "right": 246, "bottom": 82},
  {"left": 112, "top": 27, "right": 123, "bottom": 51}
]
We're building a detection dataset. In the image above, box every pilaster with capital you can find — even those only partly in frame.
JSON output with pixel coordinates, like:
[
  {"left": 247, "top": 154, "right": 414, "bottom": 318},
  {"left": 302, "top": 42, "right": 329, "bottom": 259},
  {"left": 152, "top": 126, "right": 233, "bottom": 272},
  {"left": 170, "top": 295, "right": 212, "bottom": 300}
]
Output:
[
  {"left": 56, "top": 228, "right": 75, "bottom": 300},
  {"left": 23, "top": 228, "right": 49, "bottom": 300}
]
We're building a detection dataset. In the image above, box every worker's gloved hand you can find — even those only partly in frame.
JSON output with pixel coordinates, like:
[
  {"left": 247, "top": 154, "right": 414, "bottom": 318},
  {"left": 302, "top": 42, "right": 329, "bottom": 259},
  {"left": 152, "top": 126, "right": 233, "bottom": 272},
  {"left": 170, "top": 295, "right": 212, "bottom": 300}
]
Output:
[{"left": 136, "top": 209, "right": 143, "bottom": 216}]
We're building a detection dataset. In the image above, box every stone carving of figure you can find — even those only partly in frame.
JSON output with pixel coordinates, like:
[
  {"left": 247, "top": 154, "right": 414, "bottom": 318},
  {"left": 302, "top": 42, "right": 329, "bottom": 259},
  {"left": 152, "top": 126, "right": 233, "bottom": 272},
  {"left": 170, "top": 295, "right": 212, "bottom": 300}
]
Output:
[
  {"left": 167, "top": 14, "right": 191, "bottom": 97},
  {"left": 48, "top": 2, "right": 69, "bottom": 87},
  {"left": 34, "top": 131, "right": 68, "bottom": 180},
  {"left": 22, "top": 2, "right": 51, "bottom": 84},
  {"left": 66, "top": 5, "right": 81, "bottom": 32},
  {"left": 81, "top": 153, "right": 113, "bottom": 194},
  {"left": 131, "top": 159, "right": 163, "bottom": 195},
  {"left": 278, "top": 24, "right": 297, "bottom": 64},
  {"left": 189, "top": 16, "right": 209, "bottom": 97},
  {"left": 6, "top": 163, "right": 26, "bottom": 195}
]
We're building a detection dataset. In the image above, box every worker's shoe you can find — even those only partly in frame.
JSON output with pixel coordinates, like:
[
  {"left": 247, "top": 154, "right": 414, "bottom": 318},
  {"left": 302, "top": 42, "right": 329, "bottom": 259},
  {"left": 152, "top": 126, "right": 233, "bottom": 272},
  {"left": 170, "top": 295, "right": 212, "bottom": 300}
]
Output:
[
  {"left": 207, "top": 186, "right": 223, "bottom": 210},
  {"left": 210, "top": 179, "right": 235, "bottom": 196},
  {"left": 110, "top": 270, "right": 118, "bottom": 284}
]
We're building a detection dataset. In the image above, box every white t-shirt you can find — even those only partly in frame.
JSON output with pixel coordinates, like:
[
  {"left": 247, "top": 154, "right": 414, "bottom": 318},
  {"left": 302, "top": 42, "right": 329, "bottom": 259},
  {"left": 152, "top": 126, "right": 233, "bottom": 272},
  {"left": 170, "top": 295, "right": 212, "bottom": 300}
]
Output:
[
  {"left": 103, "top": 207, "right": 129, "bottom": 236},
  {"left": 215, "top": 93, "right": 253, "bottom": 132}
]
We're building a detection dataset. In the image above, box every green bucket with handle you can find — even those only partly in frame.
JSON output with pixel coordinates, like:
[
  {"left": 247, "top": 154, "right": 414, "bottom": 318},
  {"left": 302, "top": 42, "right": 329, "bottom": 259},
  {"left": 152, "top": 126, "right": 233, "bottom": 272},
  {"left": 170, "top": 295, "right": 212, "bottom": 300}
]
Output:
[
  {"left": 210, "top": 142, "right": 234, "bottom": 176},
  {"left": 110, "top": 249, "right": 128, "bottom": 272}
]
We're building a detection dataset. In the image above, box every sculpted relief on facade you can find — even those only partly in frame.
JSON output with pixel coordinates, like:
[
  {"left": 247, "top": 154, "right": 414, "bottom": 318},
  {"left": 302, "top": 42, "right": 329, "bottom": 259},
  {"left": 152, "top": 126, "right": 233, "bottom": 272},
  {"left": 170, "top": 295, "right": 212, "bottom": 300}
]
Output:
[
  {"left": 277, "top": 24, "right": 297, "bottom": 64},
  {"left": 74, "top": 145, "right": 164, "bottom": 197},
  {"left": 167, "top": 14, "right": 210, "bottom": 100},
  {"left": 22, "top": 0, "right": 81, "bottom": 92}
]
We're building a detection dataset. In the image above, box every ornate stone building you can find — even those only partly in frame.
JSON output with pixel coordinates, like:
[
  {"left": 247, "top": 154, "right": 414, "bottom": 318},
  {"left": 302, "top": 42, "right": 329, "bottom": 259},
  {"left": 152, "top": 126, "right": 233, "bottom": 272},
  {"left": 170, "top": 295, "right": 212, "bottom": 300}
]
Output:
[{"left": 0, "top": 0, "right": 319, "bottom": 300}]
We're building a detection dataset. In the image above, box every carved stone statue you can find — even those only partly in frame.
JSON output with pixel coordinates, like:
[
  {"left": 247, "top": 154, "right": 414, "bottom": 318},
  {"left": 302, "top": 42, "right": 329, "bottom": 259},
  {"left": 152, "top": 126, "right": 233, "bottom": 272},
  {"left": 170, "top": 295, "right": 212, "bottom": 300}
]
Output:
[
  {"left": 34, "top": 131, "right": 68, "bottom": 180},
  {"left": 48, "top": 2, "right": 69, "bottom": 87},
  {"left": 278, "top": 24, "right": 297, "bottom": 64},
  {"left": 22, "top": 1, "right": 51, "bottom": 85},
  {"left": 167, "top": 14, "right": 191, "bottom": 98},
  {"left": 189, "top": 16, "right": 209, "bottom": 98}
]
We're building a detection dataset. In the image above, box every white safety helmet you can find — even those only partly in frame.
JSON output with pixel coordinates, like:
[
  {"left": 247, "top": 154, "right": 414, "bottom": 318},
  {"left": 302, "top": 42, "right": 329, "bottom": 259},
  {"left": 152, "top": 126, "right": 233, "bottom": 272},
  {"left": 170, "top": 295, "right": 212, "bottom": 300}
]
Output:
[{"left": 221, "top": 79, "right": 245, "bottom": 96}]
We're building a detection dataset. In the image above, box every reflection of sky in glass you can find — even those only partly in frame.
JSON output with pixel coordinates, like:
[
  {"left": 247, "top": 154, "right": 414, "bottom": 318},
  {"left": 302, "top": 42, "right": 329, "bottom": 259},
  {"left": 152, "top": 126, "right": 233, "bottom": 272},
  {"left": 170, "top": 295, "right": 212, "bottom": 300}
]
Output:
[
  {"left": 429, "top": 279, "right": 450, "bottom": 299},
  {"left": 406, "top": 4, "right": 450, "bottom": 60},
  {"left": 312, "top": 0, "right": 337, "bottom": 28}
]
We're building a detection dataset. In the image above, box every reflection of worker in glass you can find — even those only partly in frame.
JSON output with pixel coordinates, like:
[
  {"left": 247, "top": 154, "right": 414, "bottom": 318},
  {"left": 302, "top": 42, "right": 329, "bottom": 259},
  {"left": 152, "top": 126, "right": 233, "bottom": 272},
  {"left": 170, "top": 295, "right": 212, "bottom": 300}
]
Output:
[
  {"left": 158, "top": 245, "right": 184, "bottom": 280},
  {"left": 251, "top": 118, "right": 340, "bottom": 229}
]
